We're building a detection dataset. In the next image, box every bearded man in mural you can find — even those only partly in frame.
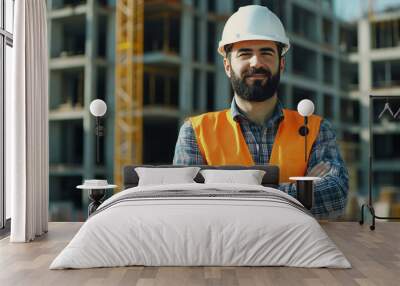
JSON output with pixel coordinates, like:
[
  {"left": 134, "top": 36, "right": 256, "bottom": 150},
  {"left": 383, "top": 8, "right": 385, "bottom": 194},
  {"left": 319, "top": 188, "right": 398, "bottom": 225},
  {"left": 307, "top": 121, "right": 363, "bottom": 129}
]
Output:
[{"left": 173, "top": 5, "right": 349, "bottom": 218}]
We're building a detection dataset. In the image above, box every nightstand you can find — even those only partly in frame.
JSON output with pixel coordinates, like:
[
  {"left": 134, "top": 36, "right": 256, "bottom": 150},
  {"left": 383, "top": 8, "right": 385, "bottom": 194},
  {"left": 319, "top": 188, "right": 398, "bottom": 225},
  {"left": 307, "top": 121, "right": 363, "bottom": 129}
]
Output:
[{"left": 77, "top": 180, "right": 117, "bottom": 216}]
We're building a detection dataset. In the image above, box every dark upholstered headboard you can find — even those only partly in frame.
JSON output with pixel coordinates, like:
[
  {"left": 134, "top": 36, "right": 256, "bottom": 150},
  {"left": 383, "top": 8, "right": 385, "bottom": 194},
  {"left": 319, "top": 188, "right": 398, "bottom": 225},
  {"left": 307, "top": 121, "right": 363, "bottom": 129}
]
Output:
[{"left": 123, "top": 165, "right": 279, "bottom": 189}]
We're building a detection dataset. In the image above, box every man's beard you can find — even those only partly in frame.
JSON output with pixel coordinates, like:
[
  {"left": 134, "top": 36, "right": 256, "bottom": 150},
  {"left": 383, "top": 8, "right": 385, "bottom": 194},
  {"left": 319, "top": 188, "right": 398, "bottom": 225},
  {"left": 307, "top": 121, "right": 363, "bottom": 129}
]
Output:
[{"left": 230, "top": 67, "right": 281, "bottom": 102}]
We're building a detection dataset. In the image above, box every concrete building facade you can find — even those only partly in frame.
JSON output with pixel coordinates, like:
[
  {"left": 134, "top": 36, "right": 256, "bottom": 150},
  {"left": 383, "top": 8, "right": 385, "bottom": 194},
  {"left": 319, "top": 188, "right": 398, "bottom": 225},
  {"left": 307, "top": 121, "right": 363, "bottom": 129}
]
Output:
[
  {"left": 351, "top": 8, "right": 400, "bottom": 218},
  {"left": 47, "top": 0, "right": 115, "bottom": 220}
]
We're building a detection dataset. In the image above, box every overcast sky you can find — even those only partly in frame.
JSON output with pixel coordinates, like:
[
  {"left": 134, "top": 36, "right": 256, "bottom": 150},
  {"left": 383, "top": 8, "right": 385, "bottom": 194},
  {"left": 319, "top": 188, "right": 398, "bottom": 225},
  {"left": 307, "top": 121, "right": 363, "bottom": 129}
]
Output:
[{"left": 334, "top": 0, "right": 400, "bottom": 21}]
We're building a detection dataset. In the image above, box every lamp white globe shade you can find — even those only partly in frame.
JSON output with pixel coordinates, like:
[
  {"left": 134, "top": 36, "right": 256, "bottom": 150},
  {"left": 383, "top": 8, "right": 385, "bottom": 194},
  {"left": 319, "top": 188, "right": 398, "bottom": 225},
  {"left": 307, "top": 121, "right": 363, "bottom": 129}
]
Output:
[
  {"left": 297, "top": 99, "right": 314, "bottom": 117},
  {"left": 90, "top": 99, "right": 107, "bottom": 117}
]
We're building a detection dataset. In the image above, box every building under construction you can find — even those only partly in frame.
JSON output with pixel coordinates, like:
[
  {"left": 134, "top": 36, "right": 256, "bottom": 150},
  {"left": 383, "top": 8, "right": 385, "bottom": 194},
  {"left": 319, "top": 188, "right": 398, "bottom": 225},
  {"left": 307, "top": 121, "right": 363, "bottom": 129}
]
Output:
[
  {"left": 350, "top": 7, "right": 400, "bottom": 218},
  {"left": 47, "top": 0, "right": 400, "bottom": 221}
]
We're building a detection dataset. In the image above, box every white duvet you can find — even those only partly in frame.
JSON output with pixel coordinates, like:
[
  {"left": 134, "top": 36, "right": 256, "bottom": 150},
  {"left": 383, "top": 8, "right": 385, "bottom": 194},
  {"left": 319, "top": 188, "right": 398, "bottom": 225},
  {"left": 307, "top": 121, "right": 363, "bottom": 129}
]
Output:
[{"left": 50, "top": 183, "right": 351, "bottom": 269}]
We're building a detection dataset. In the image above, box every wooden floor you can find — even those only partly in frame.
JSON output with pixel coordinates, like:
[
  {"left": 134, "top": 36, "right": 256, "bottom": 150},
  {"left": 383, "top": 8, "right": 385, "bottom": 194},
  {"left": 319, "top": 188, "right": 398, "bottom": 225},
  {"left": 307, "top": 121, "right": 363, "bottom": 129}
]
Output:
[{"left": 0, "top": 222, "right": 399, "bottom": 286}]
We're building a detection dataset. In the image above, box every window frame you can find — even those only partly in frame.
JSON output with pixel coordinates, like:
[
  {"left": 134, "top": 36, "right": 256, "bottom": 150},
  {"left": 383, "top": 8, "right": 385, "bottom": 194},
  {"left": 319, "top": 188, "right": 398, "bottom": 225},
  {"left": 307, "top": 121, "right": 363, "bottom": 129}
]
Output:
[{"left": 0, "top": 0, "right": 13, "bottom": 233}]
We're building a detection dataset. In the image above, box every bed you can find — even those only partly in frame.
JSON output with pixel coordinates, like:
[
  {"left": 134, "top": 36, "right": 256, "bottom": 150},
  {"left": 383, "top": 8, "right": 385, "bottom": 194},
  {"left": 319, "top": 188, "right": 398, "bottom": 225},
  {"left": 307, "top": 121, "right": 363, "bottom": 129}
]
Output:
[{"left": 50, "top": 165, "right": 351, "bottom": 269}]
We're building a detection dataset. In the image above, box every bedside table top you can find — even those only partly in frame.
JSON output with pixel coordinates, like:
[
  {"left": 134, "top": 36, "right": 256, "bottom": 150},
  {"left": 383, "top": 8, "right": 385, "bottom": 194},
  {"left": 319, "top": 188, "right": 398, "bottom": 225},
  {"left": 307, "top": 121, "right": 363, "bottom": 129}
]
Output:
[
  {"left": 289, "top": 176, "right": 321, "bottom": 181},
  {"left": 76, "top": 184, "right": 118, "bottom": 190}
]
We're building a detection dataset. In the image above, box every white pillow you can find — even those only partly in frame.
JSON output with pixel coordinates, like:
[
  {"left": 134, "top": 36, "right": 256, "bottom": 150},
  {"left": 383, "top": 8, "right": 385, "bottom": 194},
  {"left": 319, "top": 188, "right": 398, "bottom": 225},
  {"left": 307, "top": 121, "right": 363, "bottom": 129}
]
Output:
[
  {"left": 200, "top": 169, "right": 266, "bottom": 185},
  {"left": 135, "top": 167, "right": 201, "bottom": 186}
]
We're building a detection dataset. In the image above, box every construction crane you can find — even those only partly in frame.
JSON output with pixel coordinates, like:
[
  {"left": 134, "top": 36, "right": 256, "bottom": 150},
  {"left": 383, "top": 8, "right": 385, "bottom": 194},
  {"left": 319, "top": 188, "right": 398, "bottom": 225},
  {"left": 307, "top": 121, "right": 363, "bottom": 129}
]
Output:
[
  {"left": 367, "top": 0, "right": 375, "bottom": 20},
  {"left": 114, "top": 0, "right": 144, "bottom": 189}
]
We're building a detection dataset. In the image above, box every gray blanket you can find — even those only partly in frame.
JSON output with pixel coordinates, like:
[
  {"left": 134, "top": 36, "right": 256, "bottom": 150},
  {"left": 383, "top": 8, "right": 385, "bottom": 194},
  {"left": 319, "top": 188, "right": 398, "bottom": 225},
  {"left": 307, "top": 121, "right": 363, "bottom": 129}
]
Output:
[{"left": 92, "top": 189, "right": 310, "bottom": 218}]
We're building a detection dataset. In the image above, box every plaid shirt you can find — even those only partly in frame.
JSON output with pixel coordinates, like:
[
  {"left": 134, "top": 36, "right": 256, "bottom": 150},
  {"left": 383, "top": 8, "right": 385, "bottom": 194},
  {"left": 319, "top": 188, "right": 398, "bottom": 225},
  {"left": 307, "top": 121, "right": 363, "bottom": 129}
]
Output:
[{"left": 173, "top": 98, "right": 349, "bottom": 218}]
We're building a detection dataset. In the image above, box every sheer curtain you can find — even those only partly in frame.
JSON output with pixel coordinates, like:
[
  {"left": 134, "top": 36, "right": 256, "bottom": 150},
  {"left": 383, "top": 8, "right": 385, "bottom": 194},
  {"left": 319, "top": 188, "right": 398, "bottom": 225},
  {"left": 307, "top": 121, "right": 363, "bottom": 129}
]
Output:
[{"left": 7, "top": 0, "right": 48, "bottom": 242}]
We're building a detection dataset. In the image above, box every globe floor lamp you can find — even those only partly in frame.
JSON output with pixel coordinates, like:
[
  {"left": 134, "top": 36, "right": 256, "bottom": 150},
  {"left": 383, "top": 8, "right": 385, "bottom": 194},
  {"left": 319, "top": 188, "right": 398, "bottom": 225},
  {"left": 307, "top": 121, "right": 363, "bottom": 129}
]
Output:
[
  {"left": 89, "top": 99, "right": 107, "bottom": 163},
  {"left": 297, "top": 99, "right": 315, "bottom": 162},
  {"left": 289, "top": 99, "right": 320, "bottom": 210}
]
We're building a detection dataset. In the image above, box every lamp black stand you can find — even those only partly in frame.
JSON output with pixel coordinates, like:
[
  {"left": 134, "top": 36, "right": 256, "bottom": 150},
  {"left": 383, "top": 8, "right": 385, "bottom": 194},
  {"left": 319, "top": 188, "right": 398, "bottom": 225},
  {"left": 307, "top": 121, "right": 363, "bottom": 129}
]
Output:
[
  {"left": 359, "top": 95, "right": 400, "bottom": 230},
  {"left": 95, "top": 116, "right": 104, "bottom": 164},
  {"left": 298, "top": 116, "right": 309, "bottom": 162}
]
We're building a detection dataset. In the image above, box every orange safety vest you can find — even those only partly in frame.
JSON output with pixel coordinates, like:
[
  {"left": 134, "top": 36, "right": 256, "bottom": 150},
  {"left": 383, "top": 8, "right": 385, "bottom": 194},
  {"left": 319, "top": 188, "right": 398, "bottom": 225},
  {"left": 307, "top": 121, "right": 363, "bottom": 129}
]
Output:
[{"left": 189, "top": 109, "right": 322, "bottom": 183}]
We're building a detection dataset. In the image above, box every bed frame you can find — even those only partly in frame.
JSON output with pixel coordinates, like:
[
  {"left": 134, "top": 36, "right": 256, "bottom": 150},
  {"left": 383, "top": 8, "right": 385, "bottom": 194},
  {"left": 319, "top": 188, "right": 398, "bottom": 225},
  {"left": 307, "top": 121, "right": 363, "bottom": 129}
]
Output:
[{"left": 123, "top": 165, "right": 279, "bottom": 189}]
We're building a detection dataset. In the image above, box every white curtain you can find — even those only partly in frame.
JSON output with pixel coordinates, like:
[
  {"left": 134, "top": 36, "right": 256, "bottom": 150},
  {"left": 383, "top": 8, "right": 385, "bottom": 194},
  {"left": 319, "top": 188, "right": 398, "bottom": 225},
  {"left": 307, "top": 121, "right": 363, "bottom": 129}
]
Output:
[{"left": 7, "top": 0, "right": 49, "bottom": 242}]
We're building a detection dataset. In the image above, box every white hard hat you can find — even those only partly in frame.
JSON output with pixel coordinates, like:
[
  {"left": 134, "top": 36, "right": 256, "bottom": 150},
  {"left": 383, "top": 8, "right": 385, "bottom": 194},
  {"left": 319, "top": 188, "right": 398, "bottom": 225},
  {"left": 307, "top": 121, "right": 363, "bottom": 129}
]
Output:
[{"left": 218, "top": 5, "right": 290, "bottom": 56}]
